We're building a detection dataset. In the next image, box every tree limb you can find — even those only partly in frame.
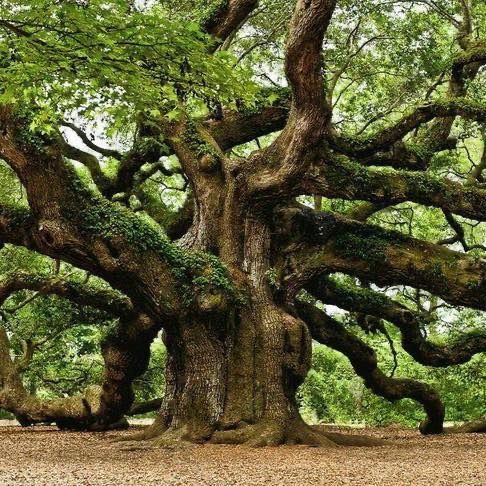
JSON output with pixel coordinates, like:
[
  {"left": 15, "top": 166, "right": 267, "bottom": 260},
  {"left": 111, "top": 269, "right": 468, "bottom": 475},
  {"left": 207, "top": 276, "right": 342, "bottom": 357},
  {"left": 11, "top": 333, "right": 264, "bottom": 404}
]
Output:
[
  {"left": 300, "top": 159, "right": 486, "bottom": 221},
  {"left": 330, "top": 99, "right": 486, "bottom": 157},
  {"left": 307, "top": 276, "right": 486, "bottom": 367},
  {"left": 61, "top": 122, "right": 122, "bottom": 159},
  {"left": 247, "top": 0, "right": 336, "bottom": 198},
  {"left": 0, "top": 270, "right": 134, "bottom": 317},
  {"left": 296, "top": 301, "right": 445, "bottom": 434},
  {"left": 277, "top": 206, "right": 486, "bottom": 310}
]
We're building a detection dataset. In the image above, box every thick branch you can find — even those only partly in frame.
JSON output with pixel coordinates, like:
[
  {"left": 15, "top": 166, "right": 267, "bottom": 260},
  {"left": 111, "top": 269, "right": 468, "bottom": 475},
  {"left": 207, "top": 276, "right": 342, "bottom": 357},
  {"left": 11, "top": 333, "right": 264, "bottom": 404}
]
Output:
[
  {"left": 307, "top": 277, "right": 486, "bottom": 367},
  {"left": 300, "top": 159, "right": 486, "bottom": 221},
  {"left": 61, "top": 122, "right": 122, "bottom": 159},
  {"left": 278, "top": 207, "right": 486, "bottom": 310},
  {"left": 205, "top": 102, "right": 289, "bottom": 151},
  {"left": 247, "top": 0, "right": 336, "bottom": 198},
  {"left": 330, "top": 99, "right": 486, "bottom": 157},
  {"left": 128, "top": 398, "right": 163, "bottom": 416},
  {"left": 296, "top": 301, "right": 445, "bottom": 434},
  {"left": 0, "top": 270, "right": 133, "bottom": 317},
  {"left": 0, "top": 108, "right": 235, "bottom": 320},
  {"left": 203, "top": 0, "right": 259, "bottom": 45}
]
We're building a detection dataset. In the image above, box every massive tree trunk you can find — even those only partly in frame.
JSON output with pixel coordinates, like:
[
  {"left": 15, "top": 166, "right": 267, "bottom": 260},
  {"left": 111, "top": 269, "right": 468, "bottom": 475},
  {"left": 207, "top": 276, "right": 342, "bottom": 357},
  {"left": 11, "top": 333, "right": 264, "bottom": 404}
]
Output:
[{"left": 125, "top": 213, "right": 336, "bottom": 447}]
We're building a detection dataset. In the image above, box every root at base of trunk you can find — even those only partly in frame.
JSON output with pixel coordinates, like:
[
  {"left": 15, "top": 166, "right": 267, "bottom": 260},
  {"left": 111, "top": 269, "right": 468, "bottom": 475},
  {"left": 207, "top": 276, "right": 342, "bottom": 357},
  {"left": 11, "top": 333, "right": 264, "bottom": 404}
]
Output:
[
  {"left": 211, "top": 419, "right": 338, "bottom": 447},
  {"left": 116, "top": 418, "right": 387, "bottom": 448},
  {"left": 117, "top": 424, "right": 213, "bottom": 450}
]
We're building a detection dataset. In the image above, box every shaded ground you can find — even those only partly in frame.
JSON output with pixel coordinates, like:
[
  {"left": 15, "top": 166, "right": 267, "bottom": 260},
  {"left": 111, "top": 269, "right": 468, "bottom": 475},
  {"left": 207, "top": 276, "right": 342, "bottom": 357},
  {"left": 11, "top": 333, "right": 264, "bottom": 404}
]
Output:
[{"left": 0, "top": 424, "right": 484, "bottom": 485}]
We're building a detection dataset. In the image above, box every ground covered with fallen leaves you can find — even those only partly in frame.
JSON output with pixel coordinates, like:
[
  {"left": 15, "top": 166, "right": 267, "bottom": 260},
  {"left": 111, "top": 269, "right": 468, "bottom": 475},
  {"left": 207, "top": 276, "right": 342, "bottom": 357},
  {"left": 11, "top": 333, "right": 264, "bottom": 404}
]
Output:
[{"left": 0, "top": 423, "right": 484, "bottom": 485}]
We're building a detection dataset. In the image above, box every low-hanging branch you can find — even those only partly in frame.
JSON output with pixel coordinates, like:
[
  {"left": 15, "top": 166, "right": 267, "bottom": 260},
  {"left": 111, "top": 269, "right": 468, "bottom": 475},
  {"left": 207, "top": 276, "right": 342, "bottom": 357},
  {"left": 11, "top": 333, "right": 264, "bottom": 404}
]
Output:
[
  {"left": 296, "top": 300, "right": 445, "bottom": 434},
  {"left": 0, "top": 270, "right": 133, "bottom": 318},
  {"left": 0, "top": 279, "right": 159, "bottom": 430}
]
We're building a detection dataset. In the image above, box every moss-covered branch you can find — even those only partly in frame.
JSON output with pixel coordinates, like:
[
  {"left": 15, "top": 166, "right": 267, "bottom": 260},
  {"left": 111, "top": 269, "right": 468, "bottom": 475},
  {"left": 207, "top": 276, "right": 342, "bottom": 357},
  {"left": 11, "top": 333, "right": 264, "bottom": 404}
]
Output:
[
  {"left": 307, "top": 277, "right": 486, "bottom": 367},
  {"left": 296, "top": 300, "right": 445, "bottom": 434},
  {"left": 329, "top": 99, "right": 486, "bottom": 157},
  {"left": 0, "top": 203, "right": 35, "bottom": 248},
  {"left": 300, "top": 159, "right": 486, "bottom": 221},
  {"left": 278, "top": 207, "right": 486, "bottom": 310},
  {"left": 0, "top": 270, "right": 133, "bottom": 317},
  {"left": 0, "top": 111, "right": 238, "bottom": 320}
]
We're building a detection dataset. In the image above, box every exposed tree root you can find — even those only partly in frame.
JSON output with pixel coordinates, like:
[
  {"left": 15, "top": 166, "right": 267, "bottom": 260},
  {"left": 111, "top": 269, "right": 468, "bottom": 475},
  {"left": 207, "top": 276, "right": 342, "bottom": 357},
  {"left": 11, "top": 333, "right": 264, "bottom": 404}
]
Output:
[
  {"left": 117, "top": 424, "right": 212, "bottom": 451},
  {"left": 210, "top": 419, "right": 339, "bottom": 447},
  {"left": 112, "top": 415, "right": 167, "bottom": 443},
  {"left": 445, "top": 417, "right": 486, "bottom": 434},
  {"left": 114, "top": 418, "right": 387, "bottom": 449}
]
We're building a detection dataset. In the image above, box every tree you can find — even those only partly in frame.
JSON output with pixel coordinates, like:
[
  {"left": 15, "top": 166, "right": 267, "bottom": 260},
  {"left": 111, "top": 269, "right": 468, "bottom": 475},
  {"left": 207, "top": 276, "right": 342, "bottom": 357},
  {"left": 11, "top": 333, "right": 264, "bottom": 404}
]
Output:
[{"left": 0, "top": 0, "right": 484, "bottom": 446}]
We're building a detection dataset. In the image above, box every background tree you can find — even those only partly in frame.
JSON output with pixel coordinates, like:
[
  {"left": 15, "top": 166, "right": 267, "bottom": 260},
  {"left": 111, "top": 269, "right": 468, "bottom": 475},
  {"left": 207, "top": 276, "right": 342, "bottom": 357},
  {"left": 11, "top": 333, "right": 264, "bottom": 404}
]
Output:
[{"left": 0, "top": 0, "right": 484, "bottom": 446}]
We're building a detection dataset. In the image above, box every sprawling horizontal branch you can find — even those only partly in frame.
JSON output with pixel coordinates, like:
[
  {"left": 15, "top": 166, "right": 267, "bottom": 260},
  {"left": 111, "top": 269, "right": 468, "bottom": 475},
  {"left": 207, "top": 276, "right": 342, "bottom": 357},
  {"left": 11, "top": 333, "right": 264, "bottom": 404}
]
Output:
[
  {"left": 307, "top": 277, "right": 486, "bottom": 367},
  {"left": 300, "top": 159, "right": 486, "bottom": 221},
  {"left": 330, "top": 99, "right": 486, "bottom": 157},
  {"left": 0, "top": 108, "right": 236, "bottom": 320},
  {"left": 278, "top": 207, "right": 486, "bottom": 310},
  {"left": 0, "top": 324, "right": 103, "bottom": 428},
  {"left": 296, "top": 301, "right": 444, "bottom": 434},
  {"left": 0, "top": 308, "right": 158, "bottom": 430},
  {"left": 0, "top": 270, "right": 133, "bottom": 317},
  {"left": 446, "top": 416, "right": 486, "bottom": 434},
  {"left": 128, "top": 397, "right": 163, "bottom": 416}
]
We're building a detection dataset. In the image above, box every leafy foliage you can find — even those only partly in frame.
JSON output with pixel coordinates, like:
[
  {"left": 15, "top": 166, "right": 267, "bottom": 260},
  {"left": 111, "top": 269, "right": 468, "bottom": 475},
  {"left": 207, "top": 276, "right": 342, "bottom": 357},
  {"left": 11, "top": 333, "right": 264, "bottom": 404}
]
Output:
[{"left": 0, "top": 0, "right": 257, "bottom": 135}]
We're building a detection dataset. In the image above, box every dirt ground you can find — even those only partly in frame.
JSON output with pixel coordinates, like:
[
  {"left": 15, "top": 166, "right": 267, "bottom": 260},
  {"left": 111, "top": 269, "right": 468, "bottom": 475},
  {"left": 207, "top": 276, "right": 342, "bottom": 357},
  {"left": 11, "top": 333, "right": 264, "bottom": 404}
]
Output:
[{"left": 0, "top": 424, "right": 484, "bottom": 485}]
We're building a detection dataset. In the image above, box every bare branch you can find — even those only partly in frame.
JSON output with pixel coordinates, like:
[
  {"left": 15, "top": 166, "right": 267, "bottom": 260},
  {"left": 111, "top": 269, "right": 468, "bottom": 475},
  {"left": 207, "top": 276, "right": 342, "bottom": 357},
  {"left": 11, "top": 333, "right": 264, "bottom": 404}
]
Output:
[{"left": 62, "top": 122, "right": 122, "bottom": 159}]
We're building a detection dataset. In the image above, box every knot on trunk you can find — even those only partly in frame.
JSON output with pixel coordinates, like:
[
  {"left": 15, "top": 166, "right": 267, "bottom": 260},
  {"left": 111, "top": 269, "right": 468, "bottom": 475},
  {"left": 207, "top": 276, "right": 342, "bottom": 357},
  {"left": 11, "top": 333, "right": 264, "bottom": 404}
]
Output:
[{"left": 198, "top": 153, "right": 220, "bottom": 172}]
